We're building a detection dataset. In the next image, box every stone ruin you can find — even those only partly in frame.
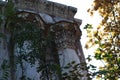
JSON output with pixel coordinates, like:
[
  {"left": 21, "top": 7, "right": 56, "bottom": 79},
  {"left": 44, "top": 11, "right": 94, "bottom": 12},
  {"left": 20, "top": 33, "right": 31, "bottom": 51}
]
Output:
[{"left": 0, "top": 0, "right": 88, "bottom": 80}]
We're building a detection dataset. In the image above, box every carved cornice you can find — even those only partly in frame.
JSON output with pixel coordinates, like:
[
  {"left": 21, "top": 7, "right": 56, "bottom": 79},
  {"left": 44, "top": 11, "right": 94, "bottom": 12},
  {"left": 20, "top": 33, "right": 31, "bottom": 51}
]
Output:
[
  {"left": 0, "top": 0, "right": 82, "bottom": 25},
  {"left": 14, "top": 0, "right": 77, "bottom": 20},
  {"left": 0, "top": 0, "right": 82, "bottom": 50}
]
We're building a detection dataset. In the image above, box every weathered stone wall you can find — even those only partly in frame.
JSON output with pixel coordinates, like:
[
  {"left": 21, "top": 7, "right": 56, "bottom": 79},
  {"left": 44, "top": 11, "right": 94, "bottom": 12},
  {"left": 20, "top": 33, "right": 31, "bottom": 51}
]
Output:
[{"left": 0, "top": 0, "right": 88, "bottom": 80}]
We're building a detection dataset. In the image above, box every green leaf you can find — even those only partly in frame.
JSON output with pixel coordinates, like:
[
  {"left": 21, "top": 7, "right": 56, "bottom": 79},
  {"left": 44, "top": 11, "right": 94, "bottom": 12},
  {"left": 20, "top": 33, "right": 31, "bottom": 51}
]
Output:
[
  {"left": 94, "top": 53, "right": 102, "bottom": 60},
  {"left": 84, "top": 24, "right": 93, "bottom": 29},
  {"left": 95, "top": 40, "right": 99, "bottom": 44},
  {"left": 71, "top": 61, "right": 76, "bottom": 64},
  {"left": 93, "top": 70, "right": 109, "bottom": 76},
  {"left": 86, "top": 55, "right": 92, "bottom": 62},
  {"left": 64, "top": 66, "right": 70, "bottom": 69},
  {"left": 117, "top": 58, "right": 120, "bottom": 64},
  {"left": 4, "top": 0, "right": 15, "bottom": 18}
]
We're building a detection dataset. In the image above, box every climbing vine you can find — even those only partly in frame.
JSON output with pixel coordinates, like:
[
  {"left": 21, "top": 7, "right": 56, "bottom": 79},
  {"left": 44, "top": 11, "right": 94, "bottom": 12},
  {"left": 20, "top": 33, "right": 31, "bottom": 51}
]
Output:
[
  {"left": 0, "top": 0, "right": 60, "bottom": 80},
  {"left": 0, "top": 0, "right": 88, "bottom": 80},
  {"left": 12, "top": 21, "right": 59, "bottom": 80}
]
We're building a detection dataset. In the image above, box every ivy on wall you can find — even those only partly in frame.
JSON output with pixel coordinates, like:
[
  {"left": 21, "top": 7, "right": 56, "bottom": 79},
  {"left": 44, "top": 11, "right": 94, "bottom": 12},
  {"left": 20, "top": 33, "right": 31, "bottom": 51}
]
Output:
[
  {"left": 0, "top": 0, "right": 89, "bottom": 80},
  {"left": 0, "top": 0, "right": 60, "bottom": 80}
]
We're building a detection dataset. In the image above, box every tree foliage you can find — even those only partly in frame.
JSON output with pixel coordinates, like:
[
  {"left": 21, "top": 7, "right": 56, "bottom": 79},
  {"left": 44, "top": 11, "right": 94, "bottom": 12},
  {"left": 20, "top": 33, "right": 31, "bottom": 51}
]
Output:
[{"left": 86, "top": 0, "right": 120, "bottom": 79}]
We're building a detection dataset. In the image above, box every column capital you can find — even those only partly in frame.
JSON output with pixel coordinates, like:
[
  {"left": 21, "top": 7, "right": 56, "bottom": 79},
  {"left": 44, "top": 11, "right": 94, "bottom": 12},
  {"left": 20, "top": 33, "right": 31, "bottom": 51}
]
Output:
[{"left": 51, "top": 21, "right": 82, "bottom": 50}]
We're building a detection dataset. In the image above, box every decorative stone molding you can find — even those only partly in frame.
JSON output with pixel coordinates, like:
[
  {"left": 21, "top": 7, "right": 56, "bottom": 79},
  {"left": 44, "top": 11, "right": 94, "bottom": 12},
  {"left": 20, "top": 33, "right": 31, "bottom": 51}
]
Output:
[
  {"left": 0, "top": 0, "right": 88, "bottom": 80},
  {"left": 14, "top": 11, "right": 82, "bottom": 51},
  {"left": 51, "top": 22, "right": 81, "bottom": 50},
  {"left": 14, "top": 0, "right": 77, "bottom": 20},
  {"left": 15, "top": 12, "right": 82, "bottom": 53}
]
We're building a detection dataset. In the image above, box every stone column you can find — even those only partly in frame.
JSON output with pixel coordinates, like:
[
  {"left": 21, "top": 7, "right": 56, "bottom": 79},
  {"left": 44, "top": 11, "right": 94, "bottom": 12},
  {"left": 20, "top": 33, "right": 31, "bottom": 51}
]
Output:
[
  {"left": 13, "top": 13, "right": 44, "bottom": 80},
  {"left": 14, "top": 42, "right": 40, "bottom": 80},
  {"left": 0, "top": 4, "right": 11, "bottom": 80},
  {"left": 0, "top": 24, "right": 10, "bottom": 80},
  {"left": 51, "top": 21, "right": 88, "bottom": 79},
  {"left": 0, "top": 0, "right": 88, "bottom": 80}
]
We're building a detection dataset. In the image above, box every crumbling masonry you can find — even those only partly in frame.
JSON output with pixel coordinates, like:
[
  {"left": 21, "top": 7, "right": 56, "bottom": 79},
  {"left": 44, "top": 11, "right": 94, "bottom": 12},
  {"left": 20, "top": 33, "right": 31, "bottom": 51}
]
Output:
[{"left": 0, "top": 0, "right": 88, "bottom": 80}]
